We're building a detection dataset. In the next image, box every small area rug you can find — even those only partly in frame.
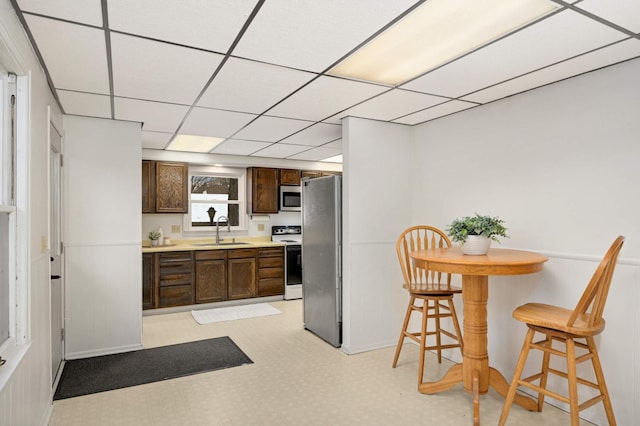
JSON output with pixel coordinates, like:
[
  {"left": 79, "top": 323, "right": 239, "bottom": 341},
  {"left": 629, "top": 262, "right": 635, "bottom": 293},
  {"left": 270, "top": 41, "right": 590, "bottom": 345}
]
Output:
[
  {"left": 191, "top": 303, "right": 282, "bottom": 325},
  {"left": 53, "top": 336, "right": 252, "bottom": 400}
]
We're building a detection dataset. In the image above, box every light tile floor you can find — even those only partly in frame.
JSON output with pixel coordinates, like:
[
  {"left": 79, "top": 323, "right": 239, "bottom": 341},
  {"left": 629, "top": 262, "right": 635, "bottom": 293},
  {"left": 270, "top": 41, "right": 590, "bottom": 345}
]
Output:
[{"left": 49, "top": 300, "right": 591, "bottom": 425}]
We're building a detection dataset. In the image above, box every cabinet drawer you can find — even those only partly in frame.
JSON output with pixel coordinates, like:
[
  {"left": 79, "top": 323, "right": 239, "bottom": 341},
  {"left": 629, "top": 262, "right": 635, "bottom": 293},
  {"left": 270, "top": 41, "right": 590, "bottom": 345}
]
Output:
[
  {"left": 159, "top": 285, "right": 193, "bottom": 308},
  {"left": 258, "top": 278, "right": 284, "bottom": 296},
  {"left": 259, "top": 256, "right": 283, "bottom": 268},
  {"left": 259, "top": 247, "right": 284, "bottom": 257},
  {"left": 195, "top": 250, "right": 227, "bottom": 261},
  {"left": 259, "top": 267, "right": 283, "bottom": 279},
  {"left": 228, "top": 248, "right": 257, "bottom": 259},
  {"left": 159, "top": 252, "right": 192, "bottom": 264},
  {"left": 159, "top": 273, "right": 192, "bottom": 287}
]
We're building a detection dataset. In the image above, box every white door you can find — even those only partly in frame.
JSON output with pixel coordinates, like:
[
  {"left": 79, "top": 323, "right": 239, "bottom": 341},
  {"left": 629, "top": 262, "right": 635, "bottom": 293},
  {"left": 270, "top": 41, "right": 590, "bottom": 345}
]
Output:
[{"left": 50, "top": 121, "right": 63, "bottom": 383}]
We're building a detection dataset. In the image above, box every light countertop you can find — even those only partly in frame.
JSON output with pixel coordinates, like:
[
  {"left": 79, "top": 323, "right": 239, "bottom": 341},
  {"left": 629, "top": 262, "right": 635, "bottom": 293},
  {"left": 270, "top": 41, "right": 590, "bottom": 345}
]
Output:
[{"left": 142, "top": 236, "right": 285, "bottom": 253}]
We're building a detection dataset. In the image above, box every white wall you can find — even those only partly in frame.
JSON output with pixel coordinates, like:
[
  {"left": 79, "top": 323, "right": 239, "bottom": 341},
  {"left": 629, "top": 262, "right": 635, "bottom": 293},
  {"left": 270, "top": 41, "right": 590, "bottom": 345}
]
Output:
[
  {"left": 342, "top": 58, "right": 640, "bottom": 426},
  {"left": 410, "top": 58, "right": 640, "bottom": 426},
  {"left": 341, "top": 117, "right": 414, "bottom": 354},
  {"left": 63, "top": 116, "right": 143, "bottom": 359},
  {"left": 0, "top": 0, "right": 63, "bottom": 423}
]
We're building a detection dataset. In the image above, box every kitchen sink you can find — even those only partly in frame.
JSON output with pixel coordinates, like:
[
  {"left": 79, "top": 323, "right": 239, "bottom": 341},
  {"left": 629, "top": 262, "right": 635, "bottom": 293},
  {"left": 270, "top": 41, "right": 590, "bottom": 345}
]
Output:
[{"left": 190, "top": 242, "right": 251, "bottom": 246}]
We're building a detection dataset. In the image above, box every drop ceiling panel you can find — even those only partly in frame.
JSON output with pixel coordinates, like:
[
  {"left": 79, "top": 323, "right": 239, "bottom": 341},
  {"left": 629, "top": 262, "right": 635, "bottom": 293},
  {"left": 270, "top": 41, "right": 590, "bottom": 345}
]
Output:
[
  {"left": 393, "top": 100, "right": 477, "bottom": 125},
  {"left": 268, "top": 75, "right": 388, "bottom": 121},
  {"left": 463, "top": 39, "right": 640, "bottom": 104},
  {"left": 322, "top": 139, "right": 343, "bottom": 149},
  {"left": 233, "top": 0, "right": 421, "bottom": 72},
  {"left": 279, "top": 123, "right": 342, "bottom": 147},
  {"left": 401, "top": 10, "right": 628, "bottom": 98},
  {"left": 141, "top": 131, "right": 173, "bottom": 150},
  {"left": 57, "top": 90, "right": 111, "bottom": 118},
  {"left": 114, "top": 97, "right": 189, "bottom": 133},
  {"left": 24, "top": 15, "right": 109, "bottom": 93},
  {"left": 110, "top": 33, "right": 223, "bottom": 104},
  {"left": 577, "top": 0, "right": 640, "bottom": 33},
  {"left": 17, "top": 0, "right": 102, "bottom": 26},
  {"left": 211, "top": 139, "right": 272, "bottom": 156},
  {"left": 197, "top": 57, "right": 316, "bottom": 113},
  {"left": 250, "top": 143, "right": 310, "bottom": 159},
  {"left": 289, "top": 147, "right": 342, "bottom": 161},
  {"left": 325, "top": 89, "right": 449, "bottom": 124},
  {"left": 179, "top": 107, "right": 257, "bottom": 138},
  {"left": 232, "top": 115, "right": 312, "bottom": 142},
  {"left": 107, "top": 0, "right": 258, "bottom": 53}
]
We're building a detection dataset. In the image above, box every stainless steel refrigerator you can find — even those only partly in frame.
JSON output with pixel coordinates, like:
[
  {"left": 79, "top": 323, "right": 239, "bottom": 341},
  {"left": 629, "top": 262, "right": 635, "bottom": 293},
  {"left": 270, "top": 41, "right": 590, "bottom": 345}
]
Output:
[{"left": 302, "top": 175, "right": 342, "bottom": 347}]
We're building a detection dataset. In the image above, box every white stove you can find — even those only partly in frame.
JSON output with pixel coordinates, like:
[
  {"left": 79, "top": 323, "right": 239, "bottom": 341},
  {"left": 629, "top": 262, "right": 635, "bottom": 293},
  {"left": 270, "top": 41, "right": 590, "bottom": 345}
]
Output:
[{"left": 272, "top": 226, "right": 302, "bottom": 300}]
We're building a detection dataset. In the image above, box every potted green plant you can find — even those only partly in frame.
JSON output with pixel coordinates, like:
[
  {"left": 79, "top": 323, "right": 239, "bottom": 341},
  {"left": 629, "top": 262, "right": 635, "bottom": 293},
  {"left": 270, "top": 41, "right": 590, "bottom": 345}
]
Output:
[
  {"left": 446, "top": 213, "right": 508, "bottom": 255},
  {"left": 148, "top": 230, "right": 161, "bottom": 246}
]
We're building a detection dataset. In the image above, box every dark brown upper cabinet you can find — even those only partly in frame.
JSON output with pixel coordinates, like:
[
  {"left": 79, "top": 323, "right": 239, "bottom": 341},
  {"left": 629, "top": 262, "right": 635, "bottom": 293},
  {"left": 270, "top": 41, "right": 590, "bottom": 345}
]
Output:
[
  {"left": 142, "top": 160, "right": 189, "bottom": 213},
  {"left": 246, "top": 167, "right": 279, "bottom": 214},
  {"left": 280, "top": 169, "right": 301, "bottom": 186}
]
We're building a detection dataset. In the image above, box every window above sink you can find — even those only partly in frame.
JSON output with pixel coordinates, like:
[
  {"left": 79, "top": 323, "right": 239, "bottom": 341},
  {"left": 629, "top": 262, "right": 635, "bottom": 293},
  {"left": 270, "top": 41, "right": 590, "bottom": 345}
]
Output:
[{"left": 183, "top": 165, "right": 247, "bottom": 233}]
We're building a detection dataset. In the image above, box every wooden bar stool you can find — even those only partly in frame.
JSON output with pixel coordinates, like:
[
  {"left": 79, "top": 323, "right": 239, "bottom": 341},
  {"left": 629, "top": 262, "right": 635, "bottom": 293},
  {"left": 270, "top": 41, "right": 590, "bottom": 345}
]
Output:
[
  {"left": 499, "top": 236, "right": 624, "bottom": 426},
  {"left": 392, "top": 226, "right": 464, "bottom": 386}
]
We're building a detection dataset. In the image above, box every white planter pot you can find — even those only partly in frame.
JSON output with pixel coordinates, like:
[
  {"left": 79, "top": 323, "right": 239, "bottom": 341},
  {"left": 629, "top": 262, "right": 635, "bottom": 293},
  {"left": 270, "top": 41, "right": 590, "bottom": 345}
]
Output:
[
  {"left": 461, "top": 235, "right": 491, "bottom": 255},
  {"left": 151, "top": 239, "right": 159, "bottom": 246}
]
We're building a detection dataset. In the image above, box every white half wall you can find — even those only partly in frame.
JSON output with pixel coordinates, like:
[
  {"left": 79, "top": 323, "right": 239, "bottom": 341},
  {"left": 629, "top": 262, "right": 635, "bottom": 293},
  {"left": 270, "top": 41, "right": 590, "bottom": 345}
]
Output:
[
  {"left": 341, "top": 117, "right": 414, "bottom": 354},
  {"left": 63, "top": 116, "right": 143, "bottom": 358}
]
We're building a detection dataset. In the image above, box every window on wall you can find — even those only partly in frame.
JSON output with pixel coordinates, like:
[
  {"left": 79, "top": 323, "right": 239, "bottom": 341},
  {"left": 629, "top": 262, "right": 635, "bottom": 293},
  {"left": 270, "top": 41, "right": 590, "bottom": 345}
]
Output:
[
  {"left": 0, "top": 68, "right": 12, "bottom": 349},
  {"left": 184, "top": 166, "right": 246, "bottom": 232},
  {"left": 0, "top": 67, "right": 16, "bottom": 352}
]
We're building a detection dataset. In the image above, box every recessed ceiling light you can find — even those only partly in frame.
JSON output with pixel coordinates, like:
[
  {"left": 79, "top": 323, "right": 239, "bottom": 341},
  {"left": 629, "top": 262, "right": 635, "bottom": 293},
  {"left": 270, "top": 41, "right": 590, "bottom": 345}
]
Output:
[
  {"left": 166, "top": 135, "right": 225, "bottom": 153},
  {"left": 328, "top": 0, "right": 559, "bottom": 85}
]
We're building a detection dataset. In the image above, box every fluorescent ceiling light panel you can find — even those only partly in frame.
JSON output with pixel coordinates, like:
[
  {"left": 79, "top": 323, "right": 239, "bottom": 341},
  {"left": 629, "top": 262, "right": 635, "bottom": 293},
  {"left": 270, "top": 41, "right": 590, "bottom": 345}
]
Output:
[
  {"left": 322, "top": 155, "right": 343, "bottom": 163},
  {"left": 328, "top": 0, "right": 559, "bottom": 85},
  {"left": 167, "top": 135, "right": 225, "bottom": 153}
]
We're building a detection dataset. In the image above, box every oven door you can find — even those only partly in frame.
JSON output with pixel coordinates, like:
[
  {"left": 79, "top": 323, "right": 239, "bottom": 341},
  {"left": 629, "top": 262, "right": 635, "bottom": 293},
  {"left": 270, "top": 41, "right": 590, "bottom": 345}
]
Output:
[{"left": 286, "top": 244, "right": 302, "bottom": 286}]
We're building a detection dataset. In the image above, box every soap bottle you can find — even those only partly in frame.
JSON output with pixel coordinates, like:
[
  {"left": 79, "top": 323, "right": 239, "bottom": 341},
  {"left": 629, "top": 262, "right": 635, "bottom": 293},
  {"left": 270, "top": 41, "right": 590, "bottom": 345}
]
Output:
[{"left": 158, "top": 227, "right": 164, "bottom": 246}]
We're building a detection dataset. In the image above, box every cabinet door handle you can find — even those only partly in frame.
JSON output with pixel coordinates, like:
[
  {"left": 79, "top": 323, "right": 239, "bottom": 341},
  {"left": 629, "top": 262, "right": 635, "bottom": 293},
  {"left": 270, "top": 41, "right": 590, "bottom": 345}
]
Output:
[{"left": 51, "top": 275, "right": 61, "bottom": 280}]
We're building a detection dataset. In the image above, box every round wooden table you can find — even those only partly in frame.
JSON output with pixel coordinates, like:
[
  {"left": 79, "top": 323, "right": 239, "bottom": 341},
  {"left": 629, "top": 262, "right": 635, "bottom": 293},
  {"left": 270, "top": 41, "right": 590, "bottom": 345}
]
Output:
[{"left": 409, "top": 247, "right": 548, "bottom": 414}]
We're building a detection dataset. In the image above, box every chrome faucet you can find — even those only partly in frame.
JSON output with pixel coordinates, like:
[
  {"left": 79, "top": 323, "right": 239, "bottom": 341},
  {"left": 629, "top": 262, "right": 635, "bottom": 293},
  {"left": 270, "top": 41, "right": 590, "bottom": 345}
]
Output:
[{"left": 215, "top": 216, "right": 230, "bottom": 244}]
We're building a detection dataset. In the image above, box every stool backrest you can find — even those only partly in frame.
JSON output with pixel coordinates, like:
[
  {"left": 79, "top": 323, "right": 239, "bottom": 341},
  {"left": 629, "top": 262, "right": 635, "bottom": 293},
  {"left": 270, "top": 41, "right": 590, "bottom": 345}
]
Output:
[
  {"left": 568, "top": 235, "right": 625, "bottom": 328},
  {"left": 397, "top": 226, "right": 452, "bottom": 287}
]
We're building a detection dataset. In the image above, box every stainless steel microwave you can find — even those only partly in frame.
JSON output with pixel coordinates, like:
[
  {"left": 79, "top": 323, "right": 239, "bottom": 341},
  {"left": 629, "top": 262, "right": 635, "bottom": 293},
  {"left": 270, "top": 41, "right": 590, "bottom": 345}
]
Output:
[{"left": 280, "top": 185, "right": 301, "bottom": 211}]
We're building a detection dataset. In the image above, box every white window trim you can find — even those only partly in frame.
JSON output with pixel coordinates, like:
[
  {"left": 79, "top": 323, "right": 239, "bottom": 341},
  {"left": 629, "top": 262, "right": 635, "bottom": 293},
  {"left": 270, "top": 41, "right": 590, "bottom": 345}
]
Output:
[
  {"left": 0, "top": 72, "right": 30, "bottom": 392},
  {"left": 182, "top": 165, "right": 247, "bottom": 234}
]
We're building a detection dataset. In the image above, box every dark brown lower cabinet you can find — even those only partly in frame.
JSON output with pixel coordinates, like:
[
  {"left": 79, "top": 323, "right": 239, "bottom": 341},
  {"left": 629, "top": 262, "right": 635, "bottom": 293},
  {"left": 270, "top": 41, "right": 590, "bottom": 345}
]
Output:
[
  {"left": 143, "top": 246, "right": 283, "bottom": 309},
  {"left": 228, "top": 249, "right": 257, "bottom": 300},
  {"left": 195, "top": 250, "right": 227, "bottom": 303},
  {"left": 258, "top": 247, "right": 284, "bottom": 297},
  {"left": 158, "top": 251, "right": 194, "bottom": 308},
  {"left": 142, "top": 252, "right": 157, "bottom": 310}
]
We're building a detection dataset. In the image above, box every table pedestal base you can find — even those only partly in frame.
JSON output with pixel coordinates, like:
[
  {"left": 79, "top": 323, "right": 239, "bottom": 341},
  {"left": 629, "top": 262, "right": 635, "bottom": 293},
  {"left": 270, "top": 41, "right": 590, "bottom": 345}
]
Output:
[{"left": 418, "top": 365, "right": 538, "bottom": 413}]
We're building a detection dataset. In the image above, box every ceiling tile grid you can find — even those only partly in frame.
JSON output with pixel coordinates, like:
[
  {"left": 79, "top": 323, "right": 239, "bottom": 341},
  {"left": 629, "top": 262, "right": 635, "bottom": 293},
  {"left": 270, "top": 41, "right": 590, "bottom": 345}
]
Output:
[
  {"left": 110, "top": 33, "right": 224, "bottom": 105},
  {"left": 278, "top": 122, "right": 342, "bottom": 147},
  {"left": 24, "top": 14, "right": 109, "bottom": 94},
  {"left": 12, "top": 1, "right": 640, "bottom": 162},
  {"left": 178, "top": 107, "right": 257, "bottom": 138},
  {"left": 57, "top": 90, "right": 111, "bottom": 119},
  {"left": 114, "top": 97, "right": 190, "bottom": 133},
  {"left": 107, "top": 0, "right": 259, "bottom": 53},
  {"left": 197, "top": 57, "right": 317, "bottom": 113},
  {"left": 16, "top": 0, "right": 103, "bottom": 26}
]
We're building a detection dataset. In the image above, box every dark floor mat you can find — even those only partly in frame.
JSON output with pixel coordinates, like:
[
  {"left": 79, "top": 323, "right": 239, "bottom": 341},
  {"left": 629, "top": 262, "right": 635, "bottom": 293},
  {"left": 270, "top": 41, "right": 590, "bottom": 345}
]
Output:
[{"left": 54, "top": 336, "right": 252, "bottom": 400}]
